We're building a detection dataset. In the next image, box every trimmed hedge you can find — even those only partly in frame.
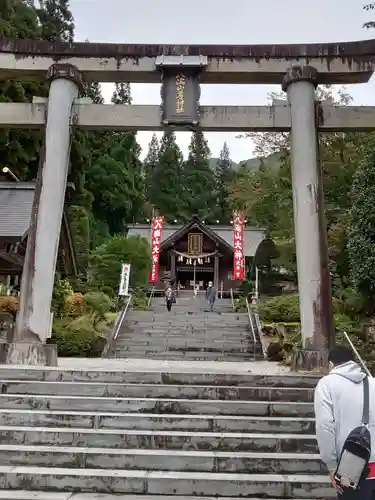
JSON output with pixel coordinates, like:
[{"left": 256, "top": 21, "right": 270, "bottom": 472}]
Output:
[{"left": 51, "top": 315, "right": 112, "bottom": 357}]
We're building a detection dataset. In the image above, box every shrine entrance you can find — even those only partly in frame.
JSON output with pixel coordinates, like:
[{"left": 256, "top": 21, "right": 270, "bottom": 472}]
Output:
[
  {"left": 176, "top": 268, "right": 214, "bottom": 291},
  {"left": 3, "top": 36, "right": 373, "bottom": 366}
]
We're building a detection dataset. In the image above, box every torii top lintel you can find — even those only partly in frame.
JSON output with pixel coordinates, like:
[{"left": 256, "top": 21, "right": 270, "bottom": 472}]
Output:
[{"left": 0, "top": 37, "right": 374, "bottom": 84}]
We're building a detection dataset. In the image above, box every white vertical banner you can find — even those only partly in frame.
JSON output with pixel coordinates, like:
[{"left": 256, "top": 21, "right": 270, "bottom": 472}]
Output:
[{"left": 119, "top": 263, "right": 131, "bottom": 296}]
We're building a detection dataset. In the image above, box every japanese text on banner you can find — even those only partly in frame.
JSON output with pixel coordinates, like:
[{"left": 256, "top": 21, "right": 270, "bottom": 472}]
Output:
[
  {"left": 149, "top": 216, "right": 164, "bottom": 282},
  {"left": 232, "top": 210, "right": 245, "bottom": 281}
]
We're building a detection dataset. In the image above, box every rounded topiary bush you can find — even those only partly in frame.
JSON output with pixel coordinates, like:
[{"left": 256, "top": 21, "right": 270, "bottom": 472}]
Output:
[
  {"left": 84, "top": 292, "right": 113, "bottom": 319},
  {"left": 64, "top": 293, "right": 85, "bottom": 317},
  {"left": 52, "top": 316, "right": 104, "bottom": 357},
  {"left": 258, "top": 294, "right": 300, "bottom": 323}
]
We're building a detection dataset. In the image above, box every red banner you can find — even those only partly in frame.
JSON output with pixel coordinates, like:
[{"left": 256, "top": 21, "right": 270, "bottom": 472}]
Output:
[
  {"left": 149, "top": 216, "right": 164, "bottom": 282},
  {"left": 232, "top": 210, "right": 245, "bottom": 280}
]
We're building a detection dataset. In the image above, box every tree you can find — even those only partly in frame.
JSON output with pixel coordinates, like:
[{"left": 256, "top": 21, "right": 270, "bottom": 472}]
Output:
[
  {"left": 216, "top": 142, "right": 233, "bottom": 222},
  {"left": 0, "top": 0, "right": 44, "bottom": 181},
  {"left": 111, "top": 83, "right": 132, "bottom": 105},
  {"left": 348, "top": 144, "right": 375, "bottom": 301},
  {"left": 183, "top": 131, "right": 216, "bottom": 221},
  {"left": 228, "top": 86, "right": 367, "bottom": 289},
  {"left": 36, "top": 0, "right": 74, "bottom": 43},
  {"left": 363, "top": 3, "right": 375, "bottom": 29},
  {"left": 89, "top": 235, "right": 151, "bottom": 292},
  {"left": 148, "top": 132, "right": 185, "bottom": 221},
  {"left": 144, "top": 133, "right": 159, "bottom": 189},
  {"left": 84, "top": 82, "right": 145, "bottom": 234}
]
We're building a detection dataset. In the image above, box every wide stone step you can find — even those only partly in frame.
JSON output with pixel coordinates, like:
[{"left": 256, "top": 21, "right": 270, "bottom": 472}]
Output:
[
  {"left": 0, "top": 445, "right": 325, "bottom": 473},
  {"left": 114, "top": 341, "right": 255, "bottom": 350},
  {"left": 118, "top": 333, "right": 251, "bottom": 340},
  {"left": 115, "top": 343, "right": 256, "bottom": 352},
  {"left": 0, "top": 394, "right": 313, "bottom": 415},
  {"left": 0, "top": 426, "right": 318, "bottom": 452},
  {"left": 113, "top": 351, "right": 263, "bottom": 361},
  {"left": 0, "top": 495, "right": 333, "bottom": 500},
  {"left": 0, "top": 381, "right": 313, "bottom": 401},
  {"left": 114, "top": 348, "right": 261, "bottom": 358},
  {"left": 0, "top": 369, "right": 320, "bottom": 388},
  {"left": 0, "top": 466, "right": 334, "bottom": 497},
  {"left": 0, "top": 410, "right": 315, "bottom": 433}
]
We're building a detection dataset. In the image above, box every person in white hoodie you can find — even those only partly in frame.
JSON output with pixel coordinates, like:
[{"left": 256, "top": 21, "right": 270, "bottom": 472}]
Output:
[{"left": 314, "top": 345, "right": 375, "bottom": 499}]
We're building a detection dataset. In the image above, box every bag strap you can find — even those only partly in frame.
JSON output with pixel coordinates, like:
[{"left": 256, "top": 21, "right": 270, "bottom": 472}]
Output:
[{"left": 362, "top": 375, "right": 370, "bottom": 426}]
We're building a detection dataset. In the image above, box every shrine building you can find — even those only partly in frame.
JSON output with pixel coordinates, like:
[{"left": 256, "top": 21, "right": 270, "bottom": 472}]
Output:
[
  {"left": 127, "top": 216, "right": 274, "bottom": 291},
  {"left": 0, "top": 181, "right": 77, "bottom": 290}
]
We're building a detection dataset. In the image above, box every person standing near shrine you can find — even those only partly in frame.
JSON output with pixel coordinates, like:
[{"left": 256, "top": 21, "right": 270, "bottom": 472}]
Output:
[
  {"left": 205, "top": 281, "right": 216, "bottom": 311},
  {"left": 165, "top": 285, "right": 175, "bottom": 312}
]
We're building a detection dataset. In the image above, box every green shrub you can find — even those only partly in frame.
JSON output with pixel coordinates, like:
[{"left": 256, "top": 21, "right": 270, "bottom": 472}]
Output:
[
  {"left": 234, "top": 296, "right": 247, "bottom": 312},
  {"left": 263, "top": 312, "right": 373, "bottom": 372},
  {"left": 132, "top": 291, "right": 148, "bottom": 311},
  {"left": 100, "top": 286, "right": 115, "bottom": 298},
  {"left": 84, "top": 291, "right": 113, "bottom": 323},
  {"left": 52, "top": 279, "right": 73, "bottom": 315},
  {"left": 258, "top": 294, "right": 300, "bottom": 322},
  {"left": 52, "top": 316, "right": 105, "bottom": 357}
]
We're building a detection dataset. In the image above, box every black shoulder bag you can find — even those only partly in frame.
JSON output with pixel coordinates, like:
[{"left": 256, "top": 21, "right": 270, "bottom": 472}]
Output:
[{"left": 334, "top": 375, "right": 372, "bottom": 490}]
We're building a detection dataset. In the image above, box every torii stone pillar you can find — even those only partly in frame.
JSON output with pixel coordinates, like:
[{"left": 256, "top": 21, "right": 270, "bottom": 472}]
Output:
[
  {"left": 8, "top": 64, "right": 82, "bottom": 366},
  {"left": 283, "top": 66, "right": 334, "bottom": 369}
]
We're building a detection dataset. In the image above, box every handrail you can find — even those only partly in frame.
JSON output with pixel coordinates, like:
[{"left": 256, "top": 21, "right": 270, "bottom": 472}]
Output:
[
  {"left": 147, "top": 285, "right": 155, "bottom": 310},
  {"left": 102, "top": 294, "right": 132, "bottom": 356},
  {"left": 343, "top": 331, "right": 372, "bottom": 377},
  {"left": 230, "top": 288, "right": 235, "bottom": 311},
  {"left": 245, "top": 297, "right": 257, "bottom": 344}
]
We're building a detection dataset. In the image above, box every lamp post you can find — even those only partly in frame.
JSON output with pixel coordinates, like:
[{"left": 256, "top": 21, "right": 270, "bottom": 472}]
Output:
[{"left": 2, "top": 167, "right": 20, "bottom": 182}]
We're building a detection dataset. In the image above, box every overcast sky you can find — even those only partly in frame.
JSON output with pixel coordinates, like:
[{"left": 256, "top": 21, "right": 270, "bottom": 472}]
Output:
[{"left": 70, "top": 0, "right": 374, "bottom": 161}]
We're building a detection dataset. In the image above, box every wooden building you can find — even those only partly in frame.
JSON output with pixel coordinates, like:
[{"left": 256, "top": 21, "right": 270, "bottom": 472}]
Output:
[
  {"left": 0, "top": 182, "right": 77, "bottom": 289},
  {"left": 127, "top": 216, "right": 274, "bottom": 291}
]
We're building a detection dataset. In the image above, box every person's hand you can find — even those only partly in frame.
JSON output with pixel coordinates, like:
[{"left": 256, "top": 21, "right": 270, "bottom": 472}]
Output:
[{"left": 329, "top": 471, "right": 343, "bottom": 494}]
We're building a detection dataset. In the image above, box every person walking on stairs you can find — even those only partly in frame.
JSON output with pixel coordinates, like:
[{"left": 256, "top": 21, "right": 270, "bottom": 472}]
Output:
[
  {"left": 205, "top": 281, "right": 216, "bottom": 311},
  {"left": 314, "top": 345, "right": 375, "bottom": 500},
  {"left": 165, "top": 285, "right": 175, "bottom": 312}
]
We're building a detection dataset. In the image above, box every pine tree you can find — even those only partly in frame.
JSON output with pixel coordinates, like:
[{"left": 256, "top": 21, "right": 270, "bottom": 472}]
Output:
[
  {"left": 83, "top": 82, "right": 104, "bottom": 104},
  {"left": 216, "top": 141, "right": 234, "bottom": 222},
  {"left": 183, "top": 131, "right": 216, "bottom": 222},
  {"left": 0, "top": 0, "right": 43, "bottom": 181},
  {"left": 36, "top": 0, "right": 74, "bottom": 43},
  {"left": 149, "top": 132, "right": 185, "bottom": 222},
  {"left": 85, "top": 81, "right": 145, "bottom": 233},
  {"left": 348, "top": 145, "right": 375, "bottom": 299},
  {"left": 111, "top": 83, "right": 132, "bottom": 105},
  {"left": 144, "top": 133, "right": 159, "bottom": 199}
]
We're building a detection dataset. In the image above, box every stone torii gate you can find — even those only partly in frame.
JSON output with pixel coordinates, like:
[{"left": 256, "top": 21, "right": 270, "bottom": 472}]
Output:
[{"left": 0, "top": 37, "right": 375, "bottom": 366}]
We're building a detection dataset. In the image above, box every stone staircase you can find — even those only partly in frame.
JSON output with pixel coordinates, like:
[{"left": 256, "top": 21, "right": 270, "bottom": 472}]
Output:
[
  {"left": 0, "top": 365, "right": 334, "bottom": 499},
  {"left": 108, "top": 293, "right": 264, "bottom": 360}
]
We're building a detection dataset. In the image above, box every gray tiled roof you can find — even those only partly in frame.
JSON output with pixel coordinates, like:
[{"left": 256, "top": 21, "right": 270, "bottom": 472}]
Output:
[
  {"left": 127, "top": 224, "right": 267, "bottom": 257},
  {"left": 0, "top": 182, "right": 35, "bottom": 239}
]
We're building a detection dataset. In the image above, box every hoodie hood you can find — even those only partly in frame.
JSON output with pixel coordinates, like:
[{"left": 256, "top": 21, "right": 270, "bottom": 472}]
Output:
[{"left": 330, "top": 360, "right": 366, "bottom": 384}]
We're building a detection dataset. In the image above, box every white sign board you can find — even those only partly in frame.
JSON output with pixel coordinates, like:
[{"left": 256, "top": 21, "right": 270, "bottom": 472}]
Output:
[{"left": 119, "top": 263, "right": 131, "bottom": 296}]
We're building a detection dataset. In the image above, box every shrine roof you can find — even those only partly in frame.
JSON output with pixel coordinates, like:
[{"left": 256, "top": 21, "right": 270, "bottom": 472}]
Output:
[
  {"left": 127, "top": 222, "right": 267, "bottom": 257},
  {"left": 0, "top": 182, "right": 35, "bottom": 240},
  {"left": 0, "top": 181, "right": 74, "bottom": 242}
]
